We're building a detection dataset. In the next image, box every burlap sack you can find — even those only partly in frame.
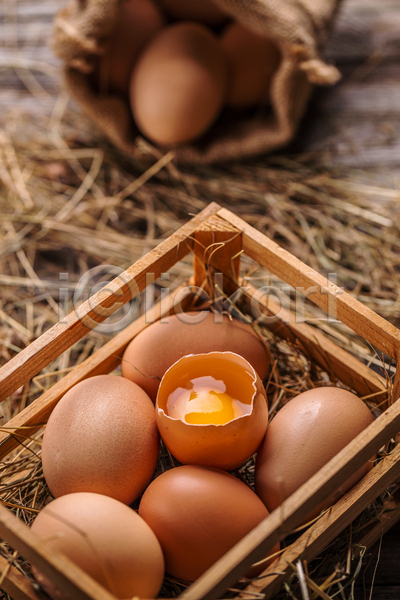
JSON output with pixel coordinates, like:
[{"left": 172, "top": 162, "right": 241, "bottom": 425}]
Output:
[{"left": 53, "top": 0, "right": 342, "bottom": 164}]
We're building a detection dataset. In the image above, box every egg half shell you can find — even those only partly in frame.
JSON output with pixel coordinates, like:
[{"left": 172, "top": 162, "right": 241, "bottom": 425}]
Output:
[
  {"left": 42, "top": 375, "right": 160, "bottom": 505},
  {"left": 139, "top": 465, "right": 278, "bottom": 581},
  {"left": 255, "top": 387, "right": 375, "bottom": 518},
  {"left": 121, "top": 311, "right": 271, "bottom": 402},
  {"left": 31, "top": 492, "right": 164, "bottom": 600},
  {"left": 156, "top": 351, "right": 268, "bottom": 471}
]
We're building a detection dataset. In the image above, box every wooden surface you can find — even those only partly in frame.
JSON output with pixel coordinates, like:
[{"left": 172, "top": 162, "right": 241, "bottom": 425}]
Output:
[{"left": 293, "top": 0, "right": 400, "bottom": 170}]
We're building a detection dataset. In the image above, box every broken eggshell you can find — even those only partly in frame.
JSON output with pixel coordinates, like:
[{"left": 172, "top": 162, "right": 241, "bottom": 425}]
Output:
[{"left": 156, "top": 351, "right": 268, "bottom": 471}]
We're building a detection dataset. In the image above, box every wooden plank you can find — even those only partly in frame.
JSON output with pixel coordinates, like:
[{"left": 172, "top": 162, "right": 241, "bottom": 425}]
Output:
[
  {"left": 178, "top": 400, "right": 400, "bottom": 600},
  {"left": 319, "top": 83, "right": 400, "bottom": 116},
  {"left": 0, "top": 504, "right": 117, "bottom": 600},
  {"left": 0, "top": 281, "right": 189, "bottom": 461},
  {"left": 325, "top": 1, "right": 400, "bottom": 62},
  {"left": 193, "top": 214, "right": 241, "bottom": 299},
  {"left": 0, "top": 202, "right": 221, "bottom": 402},
  {"left": 0, "top": 553, "right": 42, "bottom": 600},
  {"left": 391, "top": 357, "right": 400, "bottom": 408},
  {"left": 238, "top": 445, "right": 400, "bottom": 600},
  {"left": 217, "top": 208, "right": 400, "bottom": 359},
  {"left": 244, "top": 284, "right": 386, "bottom": 400}
]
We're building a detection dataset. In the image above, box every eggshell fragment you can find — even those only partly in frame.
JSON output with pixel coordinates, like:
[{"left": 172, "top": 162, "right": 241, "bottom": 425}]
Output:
[
  {"left": 31, "top": 492, "right": 164, "bottom": 600},
  {"left": 221, "top": 22, "right": 280, "bottom": 108},
  {"left": 159, "top": 0, "right": 228, "bottom": 25},
  {"left": 255, "top": 387, "right": 374, "bottom": 517},
  {"left": 156, "top": 351, "right": 268, "bottom": 471},
  {"left": 97, "top": 0, "right": 165, "bottom": 95},
  {"left": 42, "top": 375, "right": 159, "bottom": 505},
  {"left": 121, "top": 311, "right": 271, "bottom": 402},
  {"left": 139, "top": 465, "right": 278, "bottom": 581},
  {"left": 129, "top": 22, "right": 228, "bottom": 145}
]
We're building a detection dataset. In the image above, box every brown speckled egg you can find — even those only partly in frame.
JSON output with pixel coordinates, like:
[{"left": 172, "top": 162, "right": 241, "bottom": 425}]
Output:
[
  {"left": 31, "top": 492, "right": 164, "bottom": 600},
  {"left": 139, "top": 465, "right": 278, "bottom": 581},
  {"left": 221, "top": 22, "right": 280, "bottom": 108},
  {"left": 255, "top": 387, "right": 374, "bottom": 516},
  {"left": 42, "top": 375, "right": 159, "bottom": 505},
  {"left": 129, "top": 22, "right": 228, "bottom": 146},
  {"left": 159, "top": 0, "right": 228, "bottom": 25},
  {"left": 121, "top": 311, "right": 270, "bottom": 402},
  {"left": 97, "top": 0, "right": 165, "bottom": 96}
]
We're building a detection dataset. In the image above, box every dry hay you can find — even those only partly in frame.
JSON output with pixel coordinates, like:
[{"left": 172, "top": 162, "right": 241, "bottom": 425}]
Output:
[{"left": 0, "top": 86, "right": 400, "bottom": 600}]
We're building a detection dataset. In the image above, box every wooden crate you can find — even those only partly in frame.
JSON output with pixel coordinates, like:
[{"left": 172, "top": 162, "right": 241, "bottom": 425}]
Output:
[{"left": 1, "top": 201, "right": 400, "bottom": 600}]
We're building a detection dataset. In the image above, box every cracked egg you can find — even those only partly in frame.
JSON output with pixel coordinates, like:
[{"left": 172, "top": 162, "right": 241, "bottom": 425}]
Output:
[{"left": 156, "top": 351, "right": 268, "bottom": 471}]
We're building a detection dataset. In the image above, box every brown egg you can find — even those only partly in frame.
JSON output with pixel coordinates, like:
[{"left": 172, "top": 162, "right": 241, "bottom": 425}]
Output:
[
  {"left": 221, "top": 22, "right": 280, "bottom": 108},
  {"left": 156, "top": 351, "right": 268, "bottom": 471},
  {"left": 97, "top": 0, "right": 165, "bottom": 95},
  {"left": 42, "top": 375, "right": 159, "bottom": 505},
  {"left": 129, "top": 22, "right": 228, "bottom": 145},
  {"left": 139, "top": 465, "right": 278, "bottom": 581},
  {"left": 121, "top": 311, "right": 271, "bottom": 402},
  {"left": 158, "top": 0, "right": 228, "bottom": 25},
  {"left": 31, "top": 492, "right": 164, "bottom": 600},
  {"left": 255, "top": 387, "right": 375, "bottom": 518}
]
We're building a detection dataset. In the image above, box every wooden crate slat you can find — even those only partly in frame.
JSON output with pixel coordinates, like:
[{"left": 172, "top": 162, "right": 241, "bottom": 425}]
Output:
[
  {"left": 244, "top": 285, "right": 386, "bottom": 399},
  {"left": 0, "top": 202, "right": 221, "bottom": 403},
  {"left": 217, "top": 208, "right": 400, "bottom": 358},
  {"left": 0, "top": 553, "right": 42, "bottom": 600},
  {"left": 179, "top": 401, "right": 400, "bottom": 600},
  {"left": 391, "top": 361, "right": 400, "bottom": 407},
  {"left": 0, "top": 505, "right": 117, "bottom": 600},
  {"left": 193, "top": 214, "right": 241, "bottom": 299},
  {"left": 239, "top": 444, "right": 400, "bottom": 600},
  {"left": 0, "top": 283, "right": 189, "bottom": 461}
]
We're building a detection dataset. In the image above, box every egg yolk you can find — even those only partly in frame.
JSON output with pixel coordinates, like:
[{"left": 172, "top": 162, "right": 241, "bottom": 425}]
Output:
[{"left": 167, "top": 376, "right": 249, "bottom": 424}]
